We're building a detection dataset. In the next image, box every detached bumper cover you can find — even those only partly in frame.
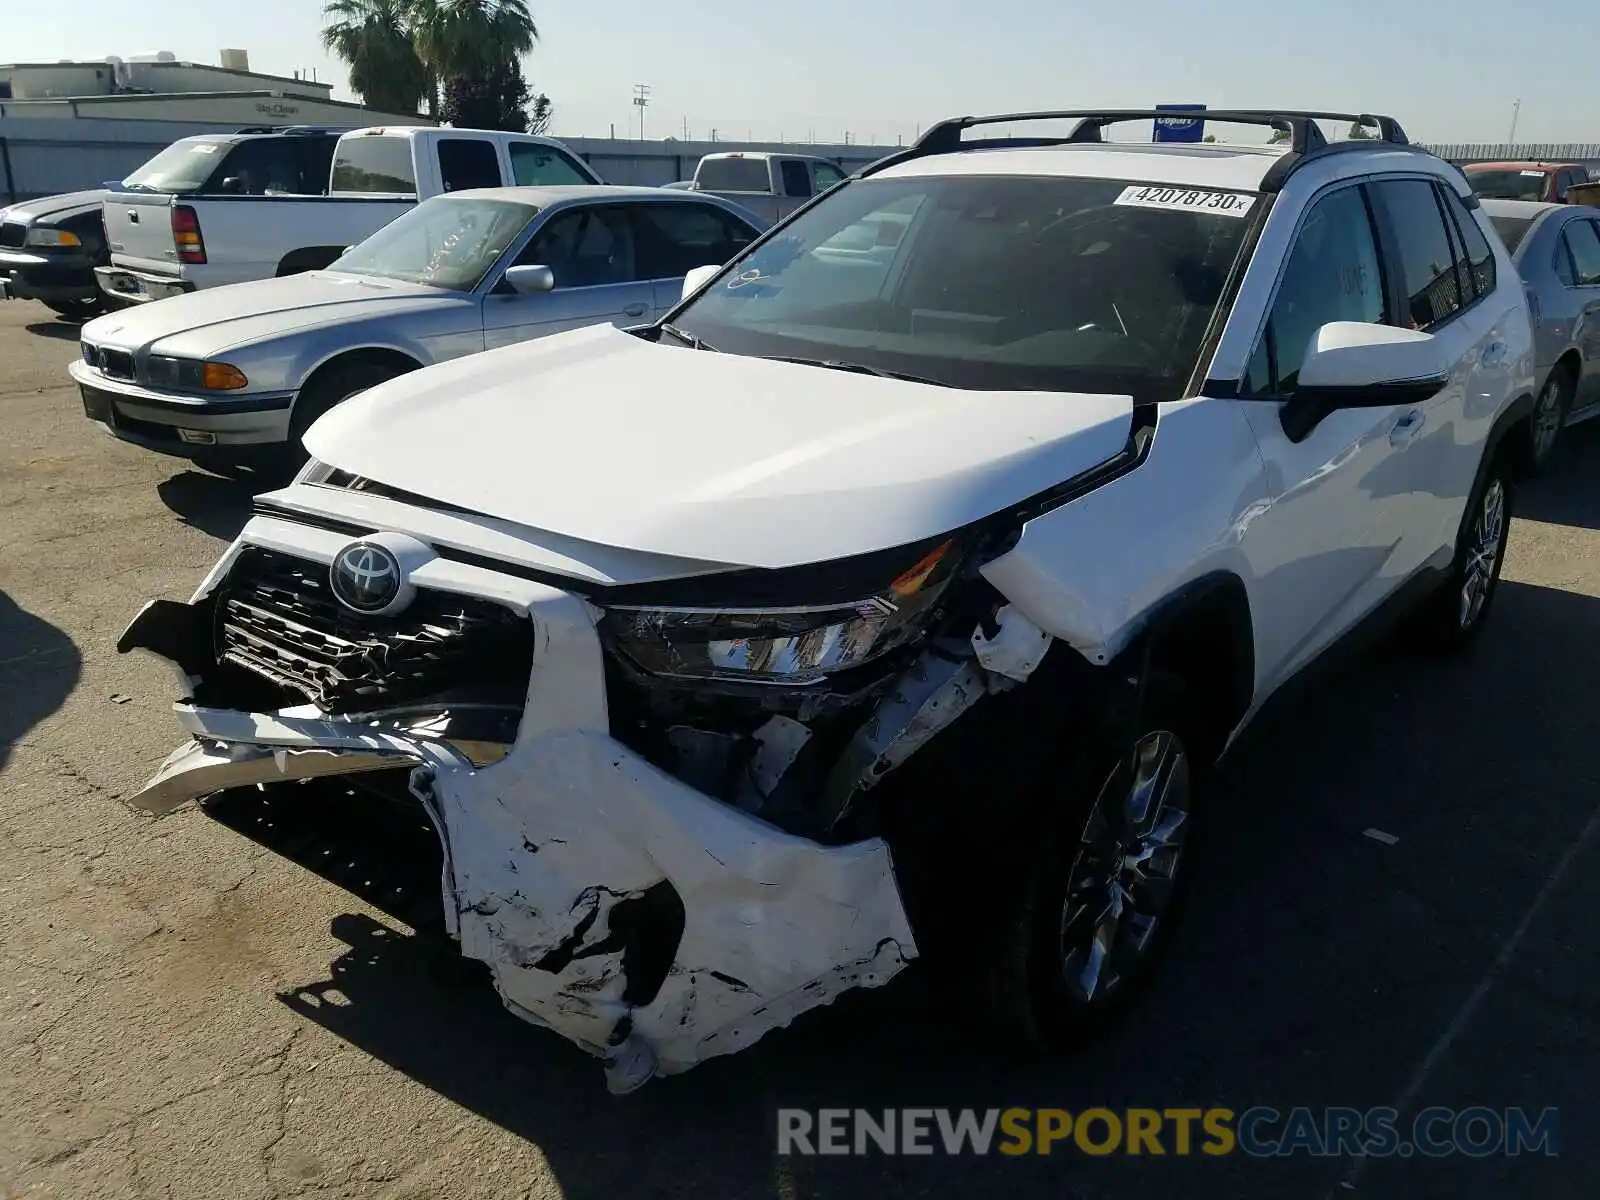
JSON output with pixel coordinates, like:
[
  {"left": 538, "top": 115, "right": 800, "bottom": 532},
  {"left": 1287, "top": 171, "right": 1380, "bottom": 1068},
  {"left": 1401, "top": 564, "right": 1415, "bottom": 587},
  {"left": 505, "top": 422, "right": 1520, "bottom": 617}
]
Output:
[{"left": 120, "top": 583, "right": 917, "bottom": 1091}]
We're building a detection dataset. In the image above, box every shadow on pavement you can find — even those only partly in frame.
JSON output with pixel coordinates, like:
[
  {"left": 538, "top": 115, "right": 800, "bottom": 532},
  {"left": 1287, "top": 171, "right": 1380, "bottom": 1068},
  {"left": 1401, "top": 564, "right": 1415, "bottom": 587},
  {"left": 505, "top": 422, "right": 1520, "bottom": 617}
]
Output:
[
  {"left": 1518, "top": 418, "right": 1600, "bottom": 530},
  {"left": 225, "top": 578, "right": 1600, "bottom": 1200},
  {"left": 23, "top": 318, "right": 86, "bottom": 341},
  {"left": 0, "top": 592, "right": 82, "bottom": 771},
  {"left": 156, "top": 469, "right": 257, "bottom": 541}
]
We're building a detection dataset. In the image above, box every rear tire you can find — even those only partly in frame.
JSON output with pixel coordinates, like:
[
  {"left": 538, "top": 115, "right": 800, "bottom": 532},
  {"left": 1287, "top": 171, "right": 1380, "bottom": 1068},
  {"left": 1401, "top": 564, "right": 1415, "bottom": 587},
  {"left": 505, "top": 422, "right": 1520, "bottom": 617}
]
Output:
[
  {"left": 957, "top": 672, "right": 1205, "bottom": 1051},
  {"left": 1523, "top": 365, "right": 1572, "bottom": 476},
  {"left": 1402, "top": 452, "right": 1512, "bottom": 655}
]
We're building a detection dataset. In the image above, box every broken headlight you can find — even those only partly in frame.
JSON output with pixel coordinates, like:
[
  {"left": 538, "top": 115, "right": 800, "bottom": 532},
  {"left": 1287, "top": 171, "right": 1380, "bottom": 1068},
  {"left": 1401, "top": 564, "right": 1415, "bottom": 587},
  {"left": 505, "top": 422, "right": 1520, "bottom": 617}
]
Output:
[{"left": 605, "top": 540, "right": 958, "bottom": 685}]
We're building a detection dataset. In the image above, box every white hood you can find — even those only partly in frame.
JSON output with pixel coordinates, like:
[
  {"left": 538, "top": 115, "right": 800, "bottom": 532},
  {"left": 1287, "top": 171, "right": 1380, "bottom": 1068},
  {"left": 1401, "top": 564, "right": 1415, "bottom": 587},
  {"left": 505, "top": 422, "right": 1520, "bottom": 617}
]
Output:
[{"left": 304, "top": 324, "right": 1135, "bottom": 569}]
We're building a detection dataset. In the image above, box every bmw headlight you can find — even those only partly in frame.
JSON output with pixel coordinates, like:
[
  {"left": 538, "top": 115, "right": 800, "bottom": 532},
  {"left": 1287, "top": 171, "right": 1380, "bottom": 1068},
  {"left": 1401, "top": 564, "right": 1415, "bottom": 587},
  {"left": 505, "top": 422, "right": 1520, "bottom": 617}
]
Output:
[
  {"left": 604, "top": 540, "right": 959, "bottom": 685},
  {"left": 144, "top": 355, "right": 248, "bottom": 391}
]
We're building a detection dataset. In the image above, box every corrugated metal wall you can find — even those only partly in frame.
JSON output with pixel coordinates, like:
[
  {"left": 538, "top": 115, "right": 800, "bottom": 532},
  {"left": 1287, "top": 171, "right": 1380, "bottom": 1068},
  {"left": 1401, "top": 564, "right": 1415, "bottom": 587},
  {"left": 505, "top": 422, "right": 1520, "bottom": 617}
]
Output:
[
  {"left": 0, "top": 115, "right": 903, "bottom": 202},
  {"left": 0, "top": 115, "right": 258, "bottom": 201},
  {"left": 1423, "top": 143, "right": 1600, "bottom": 169}
]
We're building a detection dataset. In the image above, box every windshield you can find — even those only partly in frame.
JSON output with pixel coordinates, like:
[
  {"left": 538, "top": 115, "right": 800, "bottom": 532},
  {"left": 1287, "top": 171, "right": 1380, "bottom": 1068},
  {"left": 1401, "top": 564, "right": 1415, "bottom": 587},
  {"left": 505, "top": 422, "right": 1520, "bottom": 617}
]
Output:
[
  {"left": 668, "top": 175, "right": 1258, "bottom": 400},
  {"left": 121, "top": 138, "right": 233, "bottom": 193},
  {"left": 330, "top": 197, "right": 538, "bottom": 290},
  {"left": 1467, "top": 169, "right": 1549, "bottom": 201},
  {"left": 1488, "top": 214, "right": 1535, "bottom": 254}
]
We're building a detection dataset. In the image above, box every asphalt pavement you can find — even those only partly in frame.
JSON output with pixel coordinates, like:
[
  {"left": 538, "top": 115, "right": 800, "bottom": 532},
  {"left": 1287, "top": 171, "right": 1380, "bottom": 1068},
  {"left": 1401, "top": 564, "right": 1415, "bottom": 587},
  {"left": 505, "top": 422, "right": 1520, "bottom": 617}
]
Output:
[{"left": 3, "top": 296, "right": 1599, "bottom": 1199}]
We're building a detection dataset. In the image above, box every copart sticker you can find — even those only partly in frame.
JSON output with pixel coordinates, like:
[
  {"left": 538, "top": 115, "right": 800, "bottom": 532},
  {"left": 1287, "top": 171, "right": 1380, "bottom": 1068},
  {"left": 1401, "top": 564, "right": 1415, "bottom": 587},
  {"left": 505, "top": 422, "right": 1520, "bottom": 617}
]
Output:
[{"left": 1114, "top": 185, "right": 1256, "bottom": 217}]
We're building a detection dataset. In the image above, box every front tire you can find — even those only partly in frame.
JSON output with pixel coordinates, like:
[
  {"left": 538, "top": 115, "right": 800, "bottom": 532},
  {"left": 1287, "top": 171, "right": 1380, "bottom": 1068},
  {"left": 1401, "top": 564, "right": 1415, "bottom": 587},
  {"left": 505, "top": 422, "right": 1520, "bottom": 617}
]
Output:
[
  {"left": 44, "top": 295, "right": 107, "bottom": 320},
  {"left": 280, "top": 360, "right": 406, "bottom": 478},
  {"left": 969, "top": 673, "right": 1203, "bottom": 1050}
]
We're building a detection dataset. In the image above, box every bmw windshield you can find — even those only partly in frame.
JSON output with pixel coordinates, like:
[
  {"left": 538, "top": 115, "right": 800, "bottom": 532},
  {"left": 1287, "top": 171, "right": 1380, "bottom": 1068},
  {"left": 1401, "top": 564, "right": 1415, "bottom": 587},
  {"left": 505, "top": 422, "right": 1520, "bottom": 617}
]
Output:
[
  {"left": 666, "top": 174, "right": 1259, "bottom": 401},
  {"left": 329, "top": 197, "right": 539, "bottom": 291}
]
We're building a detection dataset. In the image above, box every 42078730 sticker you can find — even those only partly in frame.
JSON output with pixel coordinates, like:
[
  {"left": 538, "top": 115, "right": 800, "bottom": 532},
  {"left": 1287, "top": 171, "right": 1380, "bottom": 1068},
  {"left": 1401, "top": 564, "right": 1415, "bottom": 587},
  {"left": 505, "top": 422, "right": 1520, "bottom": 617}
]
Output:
[{"left": 1113, "top": 185, "right": 1256, "bottom": 218}]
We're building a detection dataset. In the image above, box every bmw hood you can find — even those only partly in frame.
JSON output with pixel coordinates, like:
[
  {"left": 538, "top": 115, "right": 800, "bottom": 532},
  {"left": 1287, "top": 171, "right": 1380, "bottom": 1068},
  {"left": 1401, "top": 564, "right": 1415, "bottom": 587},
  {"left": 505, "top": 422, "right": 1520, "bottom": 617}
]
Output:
[
  {"left": 302, "top": 324, "right": 1136, "bottom": 569},
  {"left": 79, "top": 271, "right": 447, "bottom": 356}
]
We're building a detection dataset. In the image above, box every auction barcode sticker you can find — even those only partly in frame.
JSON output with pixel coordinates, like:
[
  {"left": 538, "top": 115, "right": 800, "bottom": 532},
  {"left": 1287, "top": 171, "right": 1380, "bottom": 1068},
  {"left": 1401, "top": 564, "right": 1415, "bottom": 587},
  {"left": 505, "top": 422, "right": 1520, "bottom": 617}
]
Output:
[{"left": 1114, "top": 185, "right": 1256, "bottom": 217}]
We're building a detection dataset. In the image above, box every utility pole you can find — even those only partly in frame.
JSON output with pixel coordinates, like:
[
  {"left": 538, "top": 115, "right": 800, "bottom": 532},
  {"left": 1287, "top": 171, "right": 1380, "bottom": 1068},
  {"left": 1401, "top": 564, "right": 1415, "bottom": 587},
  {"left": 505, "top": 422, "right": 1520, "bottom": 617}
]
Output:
[
  {"left": 632, "top": 83, "right": 651, "bottom": 141},
  {"left": 1508, "top": 98, "right": 1522, "bottom": 146}
]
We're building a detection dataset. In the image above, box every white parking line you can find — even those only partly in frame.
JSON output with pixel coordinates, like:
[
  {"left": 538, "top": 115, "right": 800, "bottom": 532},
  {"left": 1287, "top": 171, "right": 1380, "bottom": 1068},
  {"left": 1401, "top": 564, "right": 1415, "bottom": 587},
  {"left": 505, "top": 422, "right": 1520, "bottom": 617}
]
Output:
[{"left": 1330, "top": 798, "right": 1600, "bottom": 1193}]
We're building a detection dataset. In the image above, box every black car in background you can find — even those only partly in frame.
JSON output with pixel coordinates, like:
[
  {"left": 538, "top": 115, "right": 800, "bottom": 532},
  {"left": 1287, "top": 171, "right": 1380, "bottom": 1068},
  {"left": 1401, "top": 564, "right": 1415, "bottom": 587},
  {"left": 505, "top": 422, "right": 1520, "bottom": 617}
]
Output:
[{"left": 0, "top": 189, "right": 116, "bottom": 318}]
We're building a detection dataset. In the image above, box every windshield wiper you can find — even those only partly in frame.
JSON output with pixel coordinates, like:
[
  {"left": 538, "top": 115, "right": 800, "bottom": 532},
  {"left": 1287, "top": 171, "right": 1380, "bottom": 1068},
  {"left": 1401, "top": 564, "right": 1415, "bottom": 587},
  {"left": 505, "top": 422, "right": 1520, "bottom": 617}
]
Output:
[
  {"left": 658, "top": 322, "right": 716, "bottom": 351},
  {"left": 763, "top": 356, "right": 951, "bottom": 387}
]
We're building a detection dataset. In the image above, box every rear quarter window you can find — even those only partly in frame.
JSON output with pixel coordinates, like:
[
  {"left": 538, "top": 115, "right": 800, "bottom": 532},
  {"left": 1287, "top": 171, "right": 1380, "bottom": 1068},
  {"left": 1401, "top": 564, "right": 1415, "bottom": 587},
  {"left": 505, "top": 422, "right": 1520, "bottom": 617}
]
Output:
[{"left": 330, "top": 136, "right": 417, "bottom": 193}]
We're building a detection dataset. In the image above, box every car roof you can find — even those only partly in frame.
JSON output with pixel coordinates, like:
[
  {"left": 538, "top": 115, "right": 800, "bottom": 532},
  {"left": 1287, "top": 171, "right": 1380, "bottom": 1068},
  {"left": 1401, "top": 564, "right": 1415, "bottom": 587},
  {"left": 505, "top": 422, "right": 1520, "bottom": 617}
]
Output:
[
  {"left": 1478, "top": 197, "right": 1565, "bottom": 219},
  {"left": 1465, "top": 161, "right": 1581, "bottom": 172},
  {"left": 869, "top": 139, "right": 1425, "bottom": 193},
  {"left": 439, "top": 185, "right": 722, "bottom": 205}
]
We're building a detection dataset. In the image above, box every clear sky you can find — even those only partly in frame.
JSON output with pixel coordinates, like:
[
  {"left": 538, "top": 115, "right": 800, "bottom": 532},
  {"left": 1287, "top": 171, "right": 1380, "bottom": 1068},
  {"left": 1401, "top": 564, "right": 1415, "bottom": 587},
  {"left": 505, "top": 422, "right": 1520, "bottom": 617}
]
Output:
[{"left": 5, "top": 0, "right": 1592, "bottom": 145}]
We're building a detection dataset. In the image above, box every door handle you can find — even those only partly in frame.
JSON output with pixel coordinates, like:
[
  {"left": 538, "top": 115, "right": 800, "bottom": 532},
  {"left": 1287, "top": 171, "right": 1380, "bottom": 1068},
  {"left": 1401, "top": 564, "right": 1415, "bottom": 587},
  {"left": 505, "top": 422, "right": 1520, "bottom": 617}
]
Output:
[
  {"left": 622, "top": 302, "right": 648, "bottom": 317},
  {"left": 1480, "top": 341, "right": 1509, "bottom": 368},
  {"left": 1389, "top": 409, "right": 1425, "bottom": 447}
]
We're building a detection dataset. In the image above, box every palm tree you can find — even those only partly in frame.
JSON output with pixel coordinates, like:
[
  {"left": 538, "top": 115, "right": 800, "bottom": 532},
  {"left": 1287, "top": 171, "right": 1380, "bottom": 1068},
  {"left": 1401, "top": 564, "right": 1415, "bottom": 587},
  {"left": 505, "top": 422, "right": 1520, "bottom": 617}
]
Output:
[
  {"left": 321, "top": 0, "right": 429, "bottom": 116},
  {"left": 409, "top": 0, "right": 538, "bottom": 83}
]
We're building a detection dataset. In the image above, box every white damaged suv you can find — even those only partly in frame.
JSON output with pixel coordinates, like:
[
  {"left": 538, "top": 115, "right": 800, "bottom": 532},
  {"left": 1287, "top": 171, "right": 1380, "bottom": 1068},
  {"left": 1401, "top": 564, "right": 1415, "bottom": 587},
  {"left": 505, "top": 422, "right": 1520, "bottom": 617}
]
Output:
[{"left": 119, "top": 109, "right": 1536, "bottom": 1092}]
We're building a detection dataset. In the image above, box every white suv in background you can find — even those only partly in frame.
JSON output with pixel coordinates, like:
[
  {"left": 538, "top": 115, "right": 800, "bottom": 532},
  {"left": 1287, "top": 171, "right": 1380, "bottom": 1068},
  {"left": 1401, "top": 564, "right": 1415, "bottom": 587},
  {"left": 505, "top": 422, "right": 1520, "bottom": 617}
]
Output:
[{"left": 117, "top": 109, "right": 1536, "bottom": 1092}]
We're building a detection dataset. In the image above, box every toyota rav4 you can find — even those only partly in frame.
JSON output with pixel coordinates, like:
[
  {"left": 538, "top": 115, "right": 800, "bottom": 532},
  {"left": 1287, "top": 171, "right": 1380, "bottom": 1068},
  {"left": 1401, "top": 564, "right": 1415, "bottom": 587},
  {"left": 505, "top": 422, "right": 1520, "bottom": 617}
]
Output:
[{"left": 117, "top": 109, "right": 1536, "bottom": 1092}]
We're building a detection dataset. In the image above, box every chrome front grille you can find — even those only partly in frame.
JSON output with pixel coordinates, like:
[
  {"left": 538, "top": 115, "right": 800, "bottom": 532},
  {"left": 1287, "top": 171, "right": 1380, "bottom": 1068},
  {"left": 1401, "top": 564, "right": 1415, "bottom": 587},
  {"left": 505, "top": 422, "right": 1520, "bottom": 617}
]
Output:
[
  {"left": 213, "top": 547, "right": 534, "bottom": 712},
  {"left": 81, "top": 343, "right": 136, "bottom": 380}
]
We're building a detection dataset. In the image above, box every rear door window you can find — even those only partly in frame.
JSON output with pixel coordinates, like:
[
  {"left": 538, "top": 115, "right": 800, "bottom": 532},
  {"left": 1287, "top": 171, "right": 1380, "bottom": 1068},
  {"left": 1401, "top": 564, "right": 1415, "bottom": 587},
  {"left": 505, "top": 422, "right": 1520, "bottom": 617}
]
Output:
[
  {"left": 780, "top": 160, "right": 813, "bottom": 198},
  {"left": 1564, "top": 219, "right": 1600, "bottom": 285},
  {"left": 1439, "top": 188, "right": 1497, "bottom": 299},
  {"left": 437, "top": 139, "right": 502, "bottom": 192},
  {"left": 330, "top": 135, "right": 417, "bottom": 193},
  {"left": 631, "top": 203, "right": 758, "bottom": 278}
]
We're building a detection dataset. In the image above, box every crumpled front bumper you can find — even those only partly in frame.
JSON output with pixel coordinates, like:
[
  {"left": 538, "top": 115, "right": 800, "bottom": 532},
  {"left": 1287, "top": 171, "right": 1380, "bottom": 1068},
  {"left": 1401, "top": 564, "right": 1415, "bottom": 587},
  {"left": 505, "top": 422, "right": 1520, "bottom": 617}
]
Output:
[{"left": 121, "top": 543, "right": 918, "bottom": 1092}]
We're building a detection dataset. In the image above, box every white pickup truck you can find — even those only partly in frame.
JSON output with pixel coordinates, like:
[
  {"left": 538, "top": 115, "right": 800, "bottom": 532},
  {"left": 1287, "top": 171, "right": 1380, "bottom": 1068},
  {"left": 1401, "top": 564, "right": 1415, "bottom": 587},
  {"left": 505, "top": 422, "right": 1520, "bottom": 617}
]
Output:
[
  {"left": 677, "top": 152, "right": 848, "bottom": 224},
  {"left": 98, "top": 126, "right": 604, "bottom": 304}
]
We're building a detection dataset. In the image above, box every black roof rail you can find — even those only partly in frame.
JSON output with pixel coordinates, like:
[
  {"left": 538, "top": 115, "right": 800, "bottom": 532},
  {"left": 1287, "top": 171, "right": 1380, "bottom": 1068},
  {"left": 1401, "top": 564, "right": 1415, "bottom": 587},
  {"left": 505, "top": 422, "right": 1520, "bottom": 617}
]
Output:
[{"left": 860, "top": 108, "right": 1416, "bottom": 182}]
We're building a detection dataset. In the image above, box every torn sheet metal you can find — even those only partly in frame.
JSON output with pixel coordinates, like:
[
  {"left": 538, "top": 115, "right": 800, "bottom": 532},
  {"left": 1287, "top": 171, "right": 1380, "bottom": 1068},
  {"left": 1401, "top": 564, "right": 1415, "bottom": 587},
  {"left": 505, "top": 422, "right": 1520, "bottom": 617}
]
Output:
[{"left": 420, "top": 727, "right": 916, "bottom": 1092}]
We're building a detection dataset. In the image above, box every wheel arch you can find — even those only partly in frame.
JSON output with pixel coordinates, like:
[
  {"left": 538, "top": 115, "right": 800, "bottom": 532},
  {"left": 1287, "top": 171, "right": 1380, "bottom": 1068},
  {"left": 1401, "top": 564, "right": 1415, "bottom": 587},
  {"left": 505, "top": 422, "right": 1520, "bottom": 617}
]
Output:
[
  {"left": 1112, "top": 570, "right": 1256, "bottom": 764},
  {"left": 290, "top": 347, "right": 423, "bottom": 421}
]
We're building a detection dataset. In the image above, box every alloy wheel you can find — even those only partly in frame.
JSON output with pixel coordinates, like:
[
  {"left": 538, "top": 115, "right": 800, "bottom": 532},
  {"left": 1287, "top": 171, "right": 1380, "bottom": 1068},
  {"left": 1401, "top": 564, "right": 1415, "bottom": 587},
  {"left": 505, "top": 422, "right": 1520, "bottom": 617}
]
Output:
[
  {"left": 1532, "top": 377, "right": 1564, "bottom": 463},
  {"left": 1459, "top": 477, "right": 1506, "bottom": 631},
  {"left": 1058, "top": 729, "right": 1191, "bottom": 1004}
]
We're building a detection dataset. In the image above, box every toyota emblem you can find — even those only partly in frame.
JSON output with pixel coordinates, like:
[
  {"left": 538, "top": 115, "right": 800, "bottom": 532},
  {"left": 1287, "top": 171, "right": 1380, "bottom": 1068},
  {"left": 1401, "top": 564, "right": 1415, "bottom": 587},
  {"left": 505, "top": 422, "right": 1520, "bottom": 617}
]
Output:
[{"left": 329, "top": 541, "right": 404, "bottom": 614}]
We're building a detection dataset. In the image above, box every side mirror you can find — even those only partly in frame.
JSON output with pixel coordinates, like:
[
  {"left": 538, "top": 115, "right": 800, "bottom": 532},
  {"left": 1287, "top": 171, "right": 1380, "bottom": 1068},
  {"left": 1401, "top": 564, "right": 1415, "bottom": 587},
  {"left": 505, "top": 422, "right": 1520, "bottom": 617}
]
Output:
[
  {"left": 1283, "top": 321, "right": 1449, "bottom": 440},
  {"left": 681, "top": 263, "right": 721, "bottom": 301},
  {"left": 220, "top": 176, "right": 246, "bottom": 194},
  {"left": 503, "top": 264, "right": 555, "bottom": 295}
]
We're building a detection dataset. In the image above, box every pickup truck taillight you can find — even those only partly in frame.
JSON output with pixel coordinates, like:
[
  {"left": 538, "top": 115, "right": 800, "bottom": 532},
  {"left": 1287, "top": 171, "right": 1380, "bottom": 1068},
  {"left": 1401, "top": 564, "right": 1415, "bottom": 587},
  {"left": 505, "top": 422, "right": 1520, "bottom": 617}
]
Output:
[{"left": 171, "top": 205, "right": 206, "bottom": 265}]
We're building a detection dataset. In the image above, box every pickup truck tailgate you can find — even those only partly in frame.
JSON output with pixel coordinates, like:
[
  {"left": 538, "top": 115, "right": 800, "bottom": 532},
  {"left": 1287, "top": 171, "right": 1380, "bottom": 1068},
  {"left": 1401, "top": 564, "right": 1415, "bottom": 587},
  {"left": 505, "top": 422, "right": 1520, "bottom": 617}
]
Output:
[{"left": 104, "top": 192, "right": 180, "bottom": 276}]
